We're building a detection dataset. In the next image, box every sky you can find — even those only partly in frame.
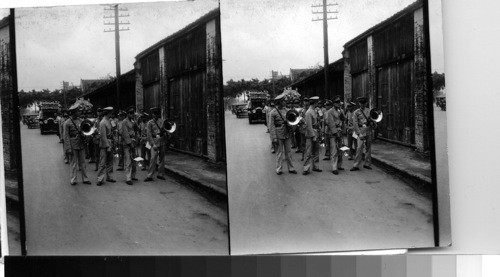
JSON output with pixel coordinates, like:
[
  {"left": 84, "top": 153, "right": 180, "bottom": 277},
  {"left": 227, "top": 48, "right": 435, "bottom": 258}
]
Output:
[
  {"left": 220, "top": 0, "right": 445, "bottom": 82},
  {"left": 5, "top": 0, "right": 444, "bottom": 90},
  {"left": 14, "top": 0, "right": 218, "bottom": 91}
]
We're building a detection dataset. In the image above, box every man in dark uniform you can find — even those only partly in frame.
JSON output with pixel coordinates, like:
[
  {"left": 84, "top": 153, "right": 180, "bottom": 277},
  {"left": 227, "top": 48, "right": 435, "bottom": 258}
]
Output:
[
  {"left": 303, "top": 96, "right": 322, "bottom": 175},
  {"left": 351, "top": 96, "right": 375, "bottom": 171},
  {"left": 121, "top": 106, "right": 138, "bottom": 185},
  {"left": 97, "top": 107, "right": 116, "bottom": 186},
  {"left": 144, "top": 107, "right": 168, "bottom": 181},
  {"left": 63, "top": 105, "right": 91, "bottom": 186},
  {"left": 268, "top": 94, "right": 297, "bottom": 175}
]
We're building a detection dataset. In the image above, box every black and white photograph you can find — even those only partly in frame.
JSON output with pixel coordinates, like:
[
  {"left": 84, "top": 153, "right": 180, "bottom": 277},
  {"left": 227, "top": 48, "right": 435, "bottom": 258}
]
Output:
[
  {"left": 0, "top": 9, "right": 24, "bottom": 257},
  {"left": 12, "top": 0, "right": 228, "bottom": 255},
  {"left": 223, "top": 0, "right": 450, "bottom": 254}
]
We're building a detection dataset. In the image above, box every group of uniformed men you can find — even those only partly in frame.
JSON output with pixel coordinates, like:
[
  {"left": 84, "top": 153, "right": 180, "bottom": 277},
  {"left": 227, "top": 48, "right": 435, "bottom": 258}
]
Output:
[
  {"left": 265, "top": 95, "right": 376, "bottom": 175},
  {"left": 57, "top": 105, "right": 170, "bottom": 186}
]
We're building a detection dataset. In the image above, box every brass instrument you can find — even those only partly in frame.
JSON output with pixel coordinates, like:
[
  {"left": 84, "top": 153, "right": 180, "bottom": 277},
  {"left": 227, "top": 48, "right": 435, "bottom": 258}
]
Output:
[
  {"left": 369, "top": 109, "right": 383, "bottom": 123},
  {"left": 80, "top": 118, "right": 97, "bottom": 136},
  {"left": 162, "top": 121, "right": 177, "bottom": 134},
  {"left": 285, "top": 109, "right": 303, "bottom": 126}
]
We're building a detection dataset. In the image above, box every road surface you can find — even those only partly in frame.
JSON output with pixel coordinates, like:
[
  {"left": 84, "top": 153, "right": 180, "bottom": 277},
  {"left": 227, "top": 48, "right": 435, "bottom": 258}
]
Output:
[
  {"left": 226, "top": 111, "right": 434, "bottom": 254},
  {"left": 21, "top": 125, "right": 228, "bottom": 255}
]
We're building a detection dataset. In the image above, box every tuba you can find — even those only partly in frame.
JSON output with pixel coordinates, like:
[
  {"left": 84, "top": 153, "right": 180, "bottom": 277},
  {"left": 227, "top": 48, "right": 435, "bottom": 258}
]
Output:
[
  {"left": 285, "top": 109, "right": 303, "bottom": 126},
  {"left": 162, "top": 120, "right": 177, "bottom": 134},
  {"left": 80, "top": 118, "right": 97, "bottom": 136},
  {"left": 369, "top": 109, "right": 383, "bottom": 123}
]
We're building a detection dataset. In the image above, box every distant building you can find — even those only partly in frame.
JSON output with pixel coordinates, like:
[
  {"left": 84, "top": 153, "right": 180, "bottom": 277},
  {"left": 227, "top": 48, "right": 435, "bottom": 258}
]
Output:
[{"left": 289, "top": 68, "right": 319, "bottom": 83}]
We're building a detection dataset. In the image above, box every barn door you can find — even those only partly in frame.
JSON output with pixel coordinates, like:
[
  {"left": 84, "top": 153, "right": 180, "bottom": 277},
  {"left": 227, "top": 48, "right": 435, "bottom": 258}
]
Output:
[{"left": 376, "top": 60, "right": 414, "bottom": 145}]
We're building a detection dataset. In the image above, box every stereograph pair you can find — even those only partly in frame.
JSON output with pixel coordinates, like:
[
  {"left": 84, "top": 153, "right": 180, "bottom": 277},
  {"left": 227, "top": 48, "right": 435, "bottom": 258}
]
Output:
[{"left": 0, "top": 0, "right": 449, "bottom": 256}]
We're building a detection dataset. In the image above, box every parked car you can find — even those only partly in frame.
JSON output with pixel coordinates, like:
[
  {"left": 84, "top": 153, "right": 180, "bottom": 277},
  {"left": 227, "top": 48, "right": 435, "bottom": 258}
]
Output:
[
  {"left": 39, "top": 108, "right": 60, "bottom": 135},
  {"left": 246, "top": 91, "right": 267, "bottom": 124},
  {"left": 436, "top": 96, "right": 446, "bottom": 111},
  {"left": 234, "top": 104, "right": 248, "bottom": 118},
  {"left": 24, "top": 114, "right": 39, "bottom": 129}
]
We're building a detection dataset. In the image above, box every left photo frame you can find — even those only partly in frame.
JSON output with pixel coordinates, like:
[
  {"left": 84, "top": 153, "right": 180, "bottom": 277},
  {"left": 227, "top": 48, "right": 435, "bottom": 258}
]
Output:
[
  {"left": 1, "top": 8, "right": 25, "bottom": 257},
  {"left": 1, "top": 1, "right": 229, "bottom": 255}
]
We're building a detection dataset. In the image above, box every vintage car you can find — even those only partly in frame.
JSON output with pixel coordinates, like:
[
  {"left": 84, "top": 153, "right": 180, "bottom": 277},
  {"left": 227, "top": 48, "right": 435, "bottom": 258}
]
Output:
[
  {"left": 39, "top": 108, "right": 60, "bottom": 135},
  {"left": 24, "top": 114, "right": 39, "bottom": 129},
  {"left": 234, "top": 104, "right": 248, "bottom": 118},
  {"left": 247, "top": 91, "right": 267, "bottom": 124},
  {"left": 436, "top": 96, "right": 446, "bottom": 111}
]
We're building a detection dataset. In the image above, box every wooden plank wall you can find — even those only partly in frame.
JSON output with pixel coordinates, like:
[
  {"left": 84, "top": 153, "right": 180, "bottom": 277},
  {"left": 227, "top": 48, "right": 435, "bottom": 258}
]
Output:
[{"left": 165, "top": 25, "right": 208, "bottom": 157}]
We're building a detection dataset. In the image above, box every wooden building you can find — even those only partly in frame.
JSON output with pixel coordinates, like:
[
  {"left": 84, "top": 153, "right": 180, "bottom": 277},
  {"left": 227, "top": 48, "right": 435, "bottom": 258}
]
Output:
[
  {"left": 343, "top": 0, "right": 429, "bottom": 151},
  {"left": 134, "top": 8, "right": 224, "bottom": 162},
  {"left": 81, "top": 69, "right": 136, "bottom": 111},
  {"left": 290, "top": 58, "right": 344, "bottom": 100}
]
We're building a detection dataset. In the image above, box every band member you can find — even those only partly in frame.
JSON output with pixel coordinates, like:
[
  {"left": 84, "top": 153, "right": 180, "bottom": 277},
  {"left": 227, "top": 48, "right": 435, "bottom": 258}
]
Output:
[
  {"left": 263, "top": 100, "right": 272, "bottom": 133},
  {"left": 56, "top": 111, "right": 64, "bottom": 143},
  {"left": 325, "top": 97, "right": 345, "bottom": 175},
  {"left": 345, "top": 102, "right": 358, "bottom": 160},
  {"left": 116, "top": 111, "right": 126, "bottom": 171},
  {"left": 144, "top": 107, "right": 167, "bottom": 181},
  {"left": 59, "top": 110, "right": 69, "bottom": 164},
  {"left": 267, "top": 100, "right": 277, "bottom": 153},
  {"left": 63, "top": 105, "right": 91, "bottom": 186},
  {"left": 93, "top": 108, "right": 103, "bottom": 170},
  {"left": 121, "top": 107, "right": 138, "bottom": 185},
  {"left": 139, "top": 112, "right": 151, "bottom": 170},
  {"left": 351, "top": 96, "right": 375, "bottom": 171},
  {"left": 303, "top": 96, "right": 322, "bottom": 175},
  {"left": 269, "top": 95, "right": 297, "bottom": 175},
  {"left": 298, "top": 97, "right": 310, "bottom": 158},
  {"left": 97, "top": 107, "right": 116, "bottom": 186},
  {"left": 322, "top": 99, "right": 332, "bottom": 160}
]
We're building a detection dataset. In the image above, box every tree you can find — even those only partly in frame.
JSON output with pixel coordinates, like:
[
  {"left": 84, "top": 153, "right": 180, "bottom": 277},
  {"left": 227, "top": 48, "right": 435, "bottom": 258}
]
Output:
[
  {"left": 223, "top": 77, "right": 293, "bottom": 99},
  {"left": 18, "top": 87, "right": 84, "bottom": 110}
]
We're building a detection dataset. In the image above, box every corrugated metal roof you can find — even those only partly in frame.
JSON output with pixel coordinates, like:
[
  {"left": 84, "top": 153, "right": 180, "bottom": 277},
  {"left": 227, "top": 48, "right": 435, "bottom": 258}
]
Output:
[
  {"left": 343, "top": 0, "right": 422, "bottom": 48},
  {"left": 135, "top": 8, "right": 219, "bottom": 60},
  {"left": 290, "top": 58, "right": 344, "bottom": 88},
  {"left": 81, "top": 69, "right": 135, "bottom": 98}
]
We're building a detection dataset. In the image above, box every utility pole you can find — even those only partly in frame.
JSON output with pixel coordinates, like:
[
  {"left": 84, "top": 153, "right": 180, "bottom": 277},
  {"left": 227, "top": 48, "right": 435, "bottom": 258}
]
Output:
[
  {"left": 312, "top": 1, "right": 338, "bottom": 100},
  {"left": 104, "top": 4, "right": 130, "bottom": 110}
]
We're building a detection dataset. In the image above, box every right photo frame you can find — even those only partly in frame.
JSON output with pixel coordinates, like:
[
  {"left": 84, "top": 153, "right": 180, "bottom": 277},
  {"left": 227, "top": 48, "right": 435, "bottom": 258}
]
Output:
[{"left": 222, "top": 0, "right": 450, "bottom": 254}]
